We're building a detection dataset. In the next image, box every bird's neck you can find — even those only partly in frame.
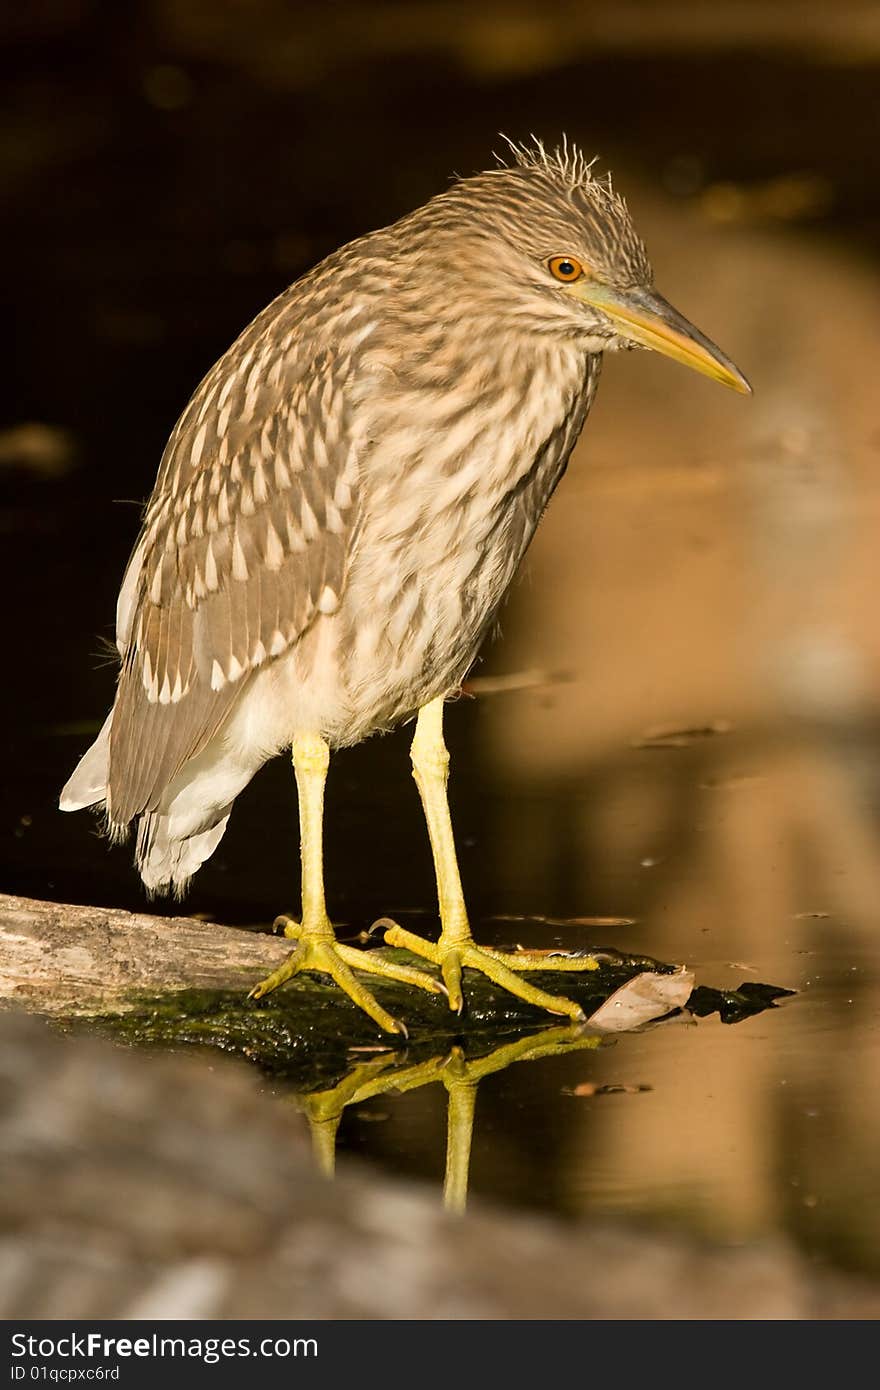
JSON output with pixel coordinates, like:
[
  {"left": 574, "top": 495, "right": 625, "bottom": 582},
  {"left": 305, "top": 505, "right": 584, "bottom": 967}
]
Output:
[
  {"left": 358, "top": 328, "right": 599, "bottom": 544},
  {"left": 362, "top": 324, "right": 594, "bottom": 434}
]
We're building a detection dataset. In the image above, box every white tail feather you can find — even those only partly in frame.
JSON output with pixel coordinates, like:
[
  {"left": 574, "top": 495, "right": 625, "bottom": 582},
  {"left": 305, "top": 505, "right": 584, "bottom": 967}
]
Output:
[{"left": 59, "top": 711, "right": 112, "bottom": 812}]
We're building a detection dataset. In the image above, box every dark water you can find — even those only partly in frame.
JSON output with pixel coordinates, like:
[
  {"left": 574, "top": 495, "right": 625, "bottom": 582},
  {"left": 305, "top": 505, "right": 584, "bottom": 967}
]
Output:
[{"left": 5, "top": 6, "right": 880, "bottom": 1278}]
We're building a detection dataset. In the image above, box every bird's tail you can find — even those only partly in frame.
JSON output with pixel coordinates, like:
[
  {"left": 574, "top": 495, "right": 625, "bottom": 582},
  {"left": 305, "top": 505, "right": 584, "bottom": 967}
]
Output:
[
  {"left": 59, "top": 710, "right": 246, "bottom": 896},
  {"left": 135, "top": 807, "right": 232, "bottom": 899},
  {"left": 59, "top": 712, "right": 112, "bottom": 813}
]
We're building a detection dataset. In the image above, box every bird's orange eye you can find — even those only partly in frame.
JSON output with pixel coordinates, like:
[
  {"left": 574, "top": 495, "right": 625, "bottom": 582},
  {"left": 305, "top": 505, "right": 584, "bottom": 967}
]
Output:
[{"left": 548, "top": 256, "right": 584, "bottom": 282}]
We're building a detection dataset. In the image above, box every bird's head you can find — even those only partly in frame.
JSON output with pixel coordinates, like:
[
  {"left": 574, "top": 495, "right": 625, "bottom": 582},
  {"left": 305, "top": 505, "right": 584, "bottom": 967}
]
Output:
[{"left": 406, "top": 137, "right": 750, "bottom": 395}]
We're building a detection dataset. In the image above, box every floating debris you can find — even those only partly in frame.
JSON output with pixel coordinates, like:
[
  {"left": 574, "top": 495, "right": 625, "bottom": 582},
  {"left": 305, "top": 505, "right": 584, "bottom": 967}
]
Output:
[
  {"left": 632, "top": 719, "right": 733, "bottom": 749},
  {"left": 687, "top": 981, "right": 796, "bottom": 1025},
  {"left": 699, "top": 774, "right": 766, "bottom": 791},
  {"left": 564, "top": 1081, "right": 653, "bottom": 1097},
  {"left": 463, "top": 668, "right": 573, "bottom": 696},
  {"left": 488, "top": 913, "right": 637, "bottom": 928}
]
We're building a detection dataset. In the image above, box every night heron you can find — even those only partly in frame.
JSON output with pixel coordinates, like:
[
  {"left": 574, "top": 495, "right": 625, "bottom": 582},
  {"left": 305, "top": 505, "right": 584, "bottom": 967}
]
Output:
[{"left": 61, "top": 140, "right": 750, "bottom": 1033}]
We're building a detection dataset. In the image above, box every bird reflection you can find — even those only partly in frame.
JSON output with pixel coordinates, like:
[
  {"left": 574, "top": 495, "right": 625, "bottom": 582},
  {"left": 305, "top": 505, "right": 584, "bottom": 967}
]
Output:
[{"left": 295, "top": 1023, "right": 602, "bottom": 1213}]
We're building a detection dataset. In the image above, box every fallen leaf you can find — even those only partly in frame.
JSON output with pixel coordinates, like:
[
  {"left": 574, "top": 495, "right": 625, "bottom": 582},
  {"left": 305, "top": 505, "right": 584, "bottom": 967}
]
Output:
[{"left": 586, "top": 967, "right": 695, "bottom": 1031}]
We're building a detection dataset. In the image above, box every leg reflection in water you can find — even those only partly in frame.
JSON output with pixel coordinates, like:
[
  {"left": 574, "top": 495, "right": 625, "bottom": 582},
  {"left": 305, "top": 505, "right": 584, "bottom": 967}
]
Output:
[{"left": 295, "top": 1024, "right": 603, "bottom": 1213}]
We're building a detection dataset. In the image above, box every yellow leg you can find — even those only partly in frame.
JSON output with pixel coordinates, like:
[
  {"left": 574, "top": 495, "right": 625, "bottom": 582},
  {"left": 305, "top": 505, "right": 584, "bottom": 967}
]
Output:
[
  {"left": 383, "top": 697, "right": 599, "bottom": 1020},
  {"left": 292, "top": 1026, "right": 601, "bottom": 1212},
  {"left": 443, "top": 1056, "right": 477, "bottom": 1215},
  {"left": 250, "top": 731, "right": 444, "bottom": 1034},
  {"left": 308, "top": 1114, "right": 341, "bottom": 1179},
  {"left": 298, "top": 1056, "right": 399, "bottom": 1178}
]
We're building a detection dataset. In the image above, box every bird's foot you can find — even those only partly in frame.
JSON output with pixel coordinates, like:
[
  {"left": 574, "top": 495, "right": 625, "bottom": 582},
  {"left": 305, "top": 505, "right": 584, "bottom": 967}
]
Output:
[
  {"left": 248, "top": 915, "right": 446, "bottom": 1035},
  {"left": 378, "top": 919, "right": 599, "bottom": 1021}
]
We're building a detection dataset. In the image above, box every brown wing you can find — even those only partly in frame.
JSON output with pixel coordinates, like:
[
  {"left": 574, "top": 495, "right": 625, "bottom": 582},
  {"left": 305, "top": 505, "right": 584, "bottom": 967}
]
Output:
[{"left": 107, "top": 333, "right": 361, "bottom": 828}]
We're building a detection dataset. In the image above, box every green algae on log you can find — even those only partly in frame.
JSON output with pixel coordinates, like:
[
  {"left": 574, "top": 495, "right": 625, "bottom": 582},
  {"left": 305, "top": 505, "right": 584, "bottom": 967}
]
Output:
[{"left": 90, "top": 972, "right": 793, "bottom": 1096}]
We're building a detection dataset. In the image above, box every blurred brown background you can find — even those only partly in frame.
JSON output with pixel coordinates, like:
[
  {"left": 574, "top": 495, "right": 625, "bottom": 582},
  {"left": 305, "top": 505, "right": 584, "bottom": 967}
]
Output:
[{"left": 3, "top": 0, "right": 880, "bottom": 1278}]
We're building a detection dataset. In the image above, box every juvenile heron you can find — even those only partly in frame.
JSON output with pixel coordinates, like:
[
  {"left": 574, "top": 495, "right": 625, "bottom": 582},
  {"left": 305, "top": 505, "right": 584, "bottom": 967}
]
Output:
[{"left": 61, "top": 140, "right": 750, "bottom": 1033}]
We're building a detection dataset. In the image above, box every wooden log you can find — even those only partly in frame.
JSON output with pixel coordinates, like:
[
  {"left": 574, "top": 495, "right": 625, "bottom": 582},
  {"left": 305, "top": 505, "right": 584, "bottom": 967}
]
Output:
[{"left": 0, "top": 892, "right": 290, "bottom": 1016}]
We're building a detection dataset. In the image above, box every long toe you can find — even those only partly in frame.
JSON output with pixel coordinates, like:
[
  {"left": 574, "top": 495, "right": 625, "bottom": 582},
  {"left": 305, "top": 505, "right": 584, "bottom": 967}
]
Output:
[
  {"left": 247, "top": 942, "right": 306, "bottom": 1001},
  {"left": 335, "top": 942, "right": 447, "bottom": 996},
  {"left": 462, "top": 944, "right": 586, "bottom": 1021},
  {"left": 380, "top": 921, "right": 591, "bottom": 1021},
  {"left": 379, "top": 920, "right": 598, "bottom": 1020},
  {"left": 316, "top": 944, "right": 406, "bottom": 1035}
]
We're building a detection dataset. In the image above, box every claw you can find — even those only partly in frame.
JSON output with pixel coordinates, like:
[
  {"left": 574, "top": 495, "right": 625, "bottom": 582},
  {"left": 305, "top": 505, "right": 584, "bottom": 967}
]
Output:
[
  {"left": 272, "top": 914, "right": 303, "bottom": 940},
  {"left": 367, "top": 916, "right": 398, "bottom": 937}
]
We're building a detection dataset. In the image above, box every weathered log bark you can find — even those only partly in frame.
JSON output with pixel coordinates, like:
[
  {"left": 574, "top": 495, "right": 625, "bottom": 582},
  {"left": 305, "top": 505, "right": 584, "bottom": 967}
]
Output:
[{"left": 0, "top": 892, "right": 290, "bottom": 1015}]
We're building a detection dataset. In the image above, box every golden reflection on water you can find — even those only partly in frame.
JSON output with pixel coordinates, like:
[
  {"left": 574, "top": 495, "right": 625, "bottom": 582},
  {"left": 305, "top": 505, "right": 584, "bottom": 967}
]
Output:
[{"left": 455, "top": 195, "right": 880, "bottom": 1267}]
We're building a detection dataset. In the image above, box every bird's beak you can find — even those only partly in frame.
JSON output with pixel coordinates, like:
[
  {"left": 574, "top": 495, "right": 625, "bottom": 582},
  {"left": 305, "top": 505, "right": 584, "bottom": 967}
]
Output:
[{"left": 569, "top": 282, "right": 751, "bottom": 394}]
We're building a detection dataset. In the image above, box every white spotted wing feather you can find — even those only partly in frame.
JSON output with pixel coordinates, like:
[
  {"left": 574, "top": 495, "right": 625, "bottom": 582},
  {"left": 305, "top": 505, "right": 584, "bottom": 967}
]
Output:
[{"left": 107, "top": 329, "right": 361, "bottom": 827}]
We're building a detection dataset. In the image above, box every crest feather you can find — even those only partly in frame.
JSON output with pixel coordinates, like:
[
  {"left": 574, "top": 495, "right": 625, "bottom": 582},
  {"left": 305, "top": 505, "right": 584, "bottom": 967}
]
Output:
[{"left": 495, "top": 133, "right": 626, "bottom": 211}]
